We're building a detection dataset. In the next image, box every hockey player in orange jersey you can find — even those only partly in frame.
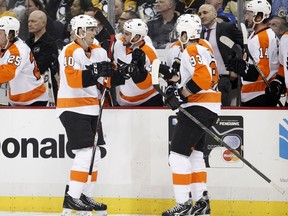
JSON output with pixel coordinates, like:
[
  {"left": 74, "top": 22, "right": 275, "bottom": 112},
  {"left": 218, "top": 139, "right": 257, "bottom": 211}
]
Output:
[
  {"left": 56, "top": 14, "right": 114, "bottom": 216},
  {"left": 112, "top": 18, "right": 163, "bottom": 106},
  {"left": 161, "top": 13, "right": 221, "bottom": 216},
  {"left": 0, "top": 16, "right": 48, "bottom": 106},
  {"left": 225, "top": 0, "right": 286, "bottom": 106}
]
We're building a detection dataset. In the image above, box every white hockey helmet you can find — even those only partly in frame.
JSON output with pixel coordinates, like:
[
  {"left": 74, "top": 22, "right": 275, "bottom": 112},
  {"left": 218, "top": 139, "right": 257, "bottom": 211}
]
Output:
[
  {"left": 123, "top": 18, "right": 148, "bottom": 42},
  {"left": 70, "top": 14, "right": 98, "bottom": 38},
  {"left": 246, "top": 0, "right": 271, "bottom": 21},
  {"left": 0, "top": 16, "right": 20, "bottom": 37},
  {"left": 176, "top": 14, "right": 202, "bottom": 44}
]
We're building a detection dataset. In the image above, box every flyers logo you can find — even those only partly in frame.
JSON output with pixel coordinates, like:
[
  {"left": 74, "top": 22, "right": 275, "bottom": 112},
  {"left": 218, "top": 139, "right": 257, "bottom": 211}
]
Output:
[{"left": 279, "top": 119, "right": 288, "bottom": 160}]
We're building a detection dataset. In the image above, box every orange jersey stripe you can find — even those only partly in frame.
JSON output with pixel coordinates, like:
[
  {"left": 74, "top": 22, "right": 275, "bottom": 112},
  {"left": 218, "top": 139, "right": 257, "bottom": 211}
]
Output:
[
  {"left": 186, "top": 46, "right": 212, "bottom": 90},
  {"left": 191, "top": 172, "right": 207, "bottom": 183},
  {"left": 57, "top": 97, "right": 99, "bottom": 108},
  {"left": 9, "top": 83, "right": 46, "bottom": 102},
  {"left": 0, "top": 45, "right": 18, "bottom": 83},
  {"left": 172, "top": 173, "right": 192, "bottom": 185},
  {"left": 141, "top": 44, "right": 157, "bottom": 64},
  {"left": 257, "top": 30, "right": 270, "bottom": 80},
  {"left": 65, "top": 43, "right": 84, "bottom": 88},
  {"left": 278, "top": 64, "right": 284, "bottom": 77},
  {"left": 120, "top": 87, "right": 157, "bottom": 102},
  {"left": 241, "top": 81, "right": 266, "bottom": 93},
  {"left": 187, "top": 92, "right": 221, "bottom": 103},
  {"left": 135, "top": 73, "right": 153, "bottom": 89}
]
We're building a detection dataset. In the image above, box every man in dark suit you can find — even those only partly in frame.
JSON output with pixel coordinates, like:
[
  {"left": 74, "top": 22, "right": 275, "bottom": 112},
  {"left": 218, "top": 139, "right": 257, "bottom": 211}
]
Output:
[{"left": 198, "top": 4, "right": 243, "bottom": 106}]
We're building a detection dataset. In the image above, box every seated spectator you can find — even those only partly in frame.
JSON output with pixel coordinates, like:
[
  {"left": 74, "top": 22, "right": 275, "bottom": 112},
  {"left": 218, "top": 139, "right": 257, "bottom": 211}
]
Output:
[
  {"left": 205, "top": 0, "right": 236, "bottom": 24},
  {"left": 19, "top": 0, "right": 65, "bottom": 43},
  {"left": 116, "top": 10, "right": 153, "bottom": 44},
  {"left": 122, "top": 0, "right": 158, "bottom": 23},
  {"left": 115, "top": 0, "right": 124, "bottom": 26},
  {"left": 7, "top": 0, "right": 25, "bottom": 20},
  {"left": 178, "top": 0, "right": 205, "bottom": 14},
  {"left": 26, "top": 10, "right": 59, "bottom": 105},
  {"left": 224, "top": 0, "right": 249, "bottom": 21},
  {"left": 45, "top": 0, "right": 73, "bottom": 24},
  {"left": 0, "top": 16, "right": 48, "bottom": 106},
  {"left": 147, "top": 0, "right": 179, "bottom": 49},
  {"left": 0, "top": 0, "right": 17, "bottom": 18}
]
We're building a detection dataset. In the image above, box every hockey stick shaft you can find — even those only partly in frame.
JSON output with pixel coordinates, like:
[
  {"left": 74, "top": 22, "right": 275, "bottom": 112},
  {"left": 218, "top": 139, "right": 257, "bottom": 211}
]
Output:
[
  {"left": 87, "top": 87, "right": 107, "bottom": 182},
  {"left": 240, "top": 23, "right": 283, "bottom": 107},
  {"left": 151, "top": 59, "right": 285, "bottom": 194}
]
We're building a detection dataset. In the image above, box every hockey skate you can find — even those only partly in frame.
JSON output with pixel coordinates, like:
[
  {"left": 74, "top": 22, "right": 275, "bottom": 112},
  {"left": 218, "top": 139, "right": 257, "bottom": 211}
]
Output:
[
  {"left": 60, "top": 193, "right": 93, "bottom": 216},
  {"left": 190, "top": 191, "right": 210, "bottom": 216},
  {"left": 162, "top": 200, "right": 192, "bottom": 216},
  {"left": 80, "top": 194, "right": 107, "bottom": 216}
]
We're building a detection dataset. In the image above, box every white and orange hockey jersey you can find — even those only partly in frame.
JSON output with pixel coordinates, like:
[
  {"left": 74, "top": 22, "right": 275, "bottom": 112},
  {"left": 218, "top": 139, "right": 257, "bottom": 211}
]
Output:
[
  {"left": 242, "top": 27, "right": 281, "bottom": 102},
  {"left": 178, "top": 43, "right": 221, "bottom": 113},
  {"left": 167, "top": 39, "right": 219, "bottom": 89},
  {"left": 279, "top": 32, "right": 288, "bottom": 103},
  {"left": 113, "top": 38, "right": 159, "bottom": 106},
  {"left": 0, "top": 38, "right": 48, "bottom": 105},
  {"left": 56, "top": 42, "right": 109, "bottom": 117}
]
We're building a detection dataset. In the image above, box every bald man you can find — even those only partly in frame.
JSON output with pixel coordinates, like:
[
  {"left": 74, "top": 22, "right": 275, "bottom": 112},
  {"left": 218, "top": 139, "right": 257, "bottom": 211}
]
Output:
[
  {"left": 198, "top": 4, "right": 243, "bottom": 106},
  {"left": 26, "top": 10, "right": 59, "bottom": 104}
]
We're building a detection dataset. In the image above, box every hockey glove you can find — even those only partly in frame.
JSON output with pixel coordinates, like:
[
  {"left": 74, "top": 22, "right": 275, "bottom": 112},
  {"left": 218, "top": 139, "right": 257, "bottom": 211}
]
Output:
[
  {"left": 159, "top": 64, "right": 180, "bottom": 81},
  {"left": 132, "top": 48, "right": 146, "bottom": 68},
  {"left": 82, "top": 62, "right": 114, "bottom": 87},
  {"left": 85, "top": 61, "right": 114, "bottom": 79},
  {"left": 119, "top": 63, "right": 140, "bottom": 80},
  {"left": 164, "top": 85, "right": 181, "bottom": 110},
  {"left": 171, "top": 58, "right": 181, "bottom": 75},
  {"left": 265, "top": 75, "right": 286, "bottom": 97},
  {"left": 225, "top": 57, "right": 249, "bottom": 77}
]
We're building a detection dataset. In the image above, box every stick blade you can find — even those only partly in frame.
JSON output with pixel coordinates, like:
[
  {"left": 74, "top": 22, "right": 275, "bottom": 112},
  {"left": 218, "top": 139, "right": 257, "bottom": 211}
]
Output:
[
  {"left": 220, "top": 36, "right": 242, "bottom": 58},
  {"left": 151, "top": 59, "right": 161, "bottom": 85},
  {"left": 240, "top": 23, "right": 248, "bottom": 45},
  {"left": 219, "top": 36, "right": 234, "bottom": 49}
]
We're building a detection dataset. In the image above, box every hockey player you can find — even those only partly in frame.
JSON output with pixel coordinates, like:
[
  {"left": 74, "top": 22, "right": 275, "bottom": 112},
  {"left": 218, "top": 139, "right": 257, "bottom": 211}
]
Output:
[
  {"left": 56, "top": 14, "right": 114, "bottom": 216},
  {"left": 161, "top": 13, "right": 221, "bottom": 216},
  {"left": 278, "top": 22, "right": 288, "bottom": 106},
  {"left": 225, "top": 0, "right": 286, "bottom": 106},
  {"left": 165, "top": 14, "right": 218, "bottom": 89},
  {"left": 112, "top": 18, "right": 163, "bottom": 106},
  {"left": 0, "top": 16, "right": 48, "bottom": 106}
]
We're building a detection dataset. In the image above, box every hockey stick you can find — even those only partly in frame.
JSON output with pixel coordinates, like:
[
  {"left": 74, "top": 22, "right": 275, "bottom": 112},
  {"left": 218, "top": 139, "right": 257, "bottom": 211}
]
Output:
[
  {"left": 151, "top": 59, "right": 285, "bottom": 194},
  {"left": 219, "top": 36, "right": 242, "bottom": 106},
  {"left": 94, "top": 10, "right": 116, "bottom": 107},
  {"left": 87, "top": 86, "right": 107, "bottom": 183},
  {"left": 240, "top": 23, "right": 283, "bottom": 107},
  {"left": 43, "top": 69, "right": 55, "bottom": 107}
]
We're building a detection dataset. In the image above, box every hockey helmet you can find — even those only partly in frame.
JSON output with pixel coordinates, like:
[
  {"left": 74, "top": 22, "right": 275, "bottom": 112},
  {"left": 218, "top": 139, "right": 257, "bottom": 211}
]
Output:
[
  {"left": 246, "top": 0, "right": 271, "bottom": 20},
  {"left": 70, "top": 14, "right": 98, "bottom": 38},
  {"left": 176, "top": 14, "right": 202, "bottom": 43},
  {"left": 123, "top": 18, "right": 148, "bottom": 40},
  {"left": 0, "top": 16, "right": 20, "bottom": 37}
]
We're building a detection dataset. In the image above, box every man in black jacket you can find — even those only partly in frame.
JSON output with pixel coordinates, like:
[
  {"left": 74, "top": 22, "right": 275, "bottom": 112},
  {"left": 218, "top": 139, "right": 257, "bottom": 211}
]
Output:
[{"left": 26, "top": 10, "right": 59, "bottom": 105}]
